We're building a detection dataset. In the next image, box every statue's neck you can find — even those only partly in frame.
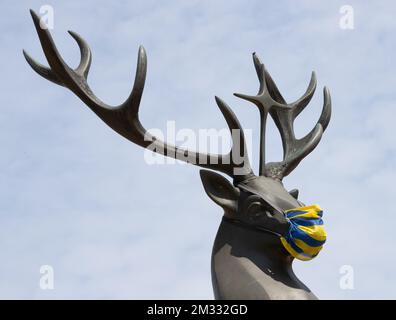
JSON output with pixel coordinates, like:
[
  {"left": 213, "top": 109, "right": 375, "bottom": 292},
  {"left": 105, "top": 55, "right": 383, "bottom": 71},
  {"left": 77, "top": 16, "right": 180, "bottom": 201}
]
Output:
[
  {"left": 220, "top": 217, "right": 293, "bottom": 265},
  {"left": 211, "top": 218, "right": 317, "bottom": 300}
]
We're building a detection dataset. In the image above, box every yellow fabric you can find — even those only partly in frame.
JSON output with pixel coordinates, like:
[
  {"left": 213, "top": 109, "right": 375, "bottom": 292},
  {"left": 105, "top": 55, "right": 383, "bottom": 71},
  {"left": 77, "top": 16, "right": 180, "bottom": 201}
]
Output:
[
  {"left": 298, "top": 225, "right": 326, "bottom": 242},
  {"left": 280, "top": 238, "right": 313, "bottom": 261},
  {"left": 280, "top": 204, "right": 326, "bottom": 261}
]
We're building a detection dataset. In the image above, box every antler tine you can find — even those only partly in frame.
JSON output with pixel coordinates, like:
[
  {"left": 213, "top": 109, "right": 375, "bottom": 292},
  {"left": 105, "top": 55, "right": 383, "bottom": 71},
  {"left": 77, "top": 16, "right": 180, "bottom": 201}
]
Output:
[
  {"left": 67, "top": 31, "right": 92, "bottom": 78},
  {"left": 234, "top": 53, "right": 287, "bottom": 111},
  {"left": 233, "top": 52, "right": 331, "bottom": 180},
  {"left": 318, "top": 87, "right": 332, "bottom": 131},
  {"left": 265, "top": 118, "right": 323, "bottom": 179},
  {"left": 23, "top": 27, "right": 92, "bottom": 87},
  {"left": 264, "top": 67, "right": 332, "bottom": 180},
  {"left": 24, "top": 10, "right": 253, "bottom": 179},
  {"left": 260, "top": 57, "right": 317, "bottom": 120},
  {"left": 234, "top": 53, "right": 288, "bottom": 176},
  {"left": 289, "top": 72, "right": 317, "bottom": 119},
  {"left": 23, "top": 10, "right": 112, "bottom": 108},
  {"left": 23, "top": 50, "right": 63, "bottom": 86},
  {"left": 214, "top": 97, "right": 253, "bottom": 179}
]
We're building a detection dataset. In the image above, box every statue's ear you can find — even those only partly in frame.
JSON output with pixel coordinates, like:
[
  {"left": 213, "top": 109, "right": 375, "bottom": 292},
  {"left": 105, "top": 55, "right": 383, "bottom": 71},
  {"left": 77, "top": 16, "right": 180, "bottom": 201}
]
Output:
[
  {"left": 289, "top": 189, "right": 299, "bottom": 199},
  {"left": 199, "top": 170, "right": 240, "bottom": 215}
]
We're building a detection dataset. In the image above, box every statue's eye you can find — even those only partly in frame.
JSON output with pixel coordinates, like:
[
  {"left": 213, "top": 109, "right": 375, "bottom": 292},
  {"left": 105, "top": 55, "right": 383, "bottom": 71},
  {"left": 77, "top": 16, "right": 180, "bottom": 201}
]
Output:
[
  {"left": 262, "top": 203, "right": 275, "bottom": 217},
  {"left": 243, "top": 195, "right": 276, "bottom": 221},
  {"left": 247, "top": 201, "right": 272, "bottom": 221},
  {"left": 246, "top": 202, "right": 260, "bottom": 218}
]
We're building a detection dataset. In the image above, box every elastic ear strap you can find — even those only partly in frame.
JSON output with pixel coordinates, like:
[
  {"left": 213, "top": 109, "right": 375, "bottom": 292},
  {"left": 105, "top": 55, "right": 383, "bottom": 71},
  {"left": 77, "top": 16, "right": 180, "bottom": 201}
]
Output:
[{"left": 222, "top": 216, "right": 281, "bottom": 237}]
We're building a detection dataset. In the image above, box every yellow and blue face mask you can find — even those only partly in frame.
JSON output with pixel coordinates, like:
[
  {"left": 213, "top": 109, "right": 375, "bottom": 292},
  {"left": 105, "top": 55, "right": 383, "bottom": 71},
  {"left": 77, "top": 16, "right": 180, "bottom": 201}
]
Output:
[{"left": 280, "top": 204, "right": 326, "bottom": 261}]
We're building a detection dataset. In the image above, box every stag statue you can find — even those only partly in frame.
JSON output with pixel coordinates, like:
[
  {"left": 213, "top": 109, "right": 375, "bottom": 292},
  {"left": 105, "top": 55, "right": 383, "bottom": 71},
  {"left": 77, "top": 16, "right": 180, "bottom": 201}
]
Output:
[{"left": 24, "top": 10, "right": 331, "bottom": 299}]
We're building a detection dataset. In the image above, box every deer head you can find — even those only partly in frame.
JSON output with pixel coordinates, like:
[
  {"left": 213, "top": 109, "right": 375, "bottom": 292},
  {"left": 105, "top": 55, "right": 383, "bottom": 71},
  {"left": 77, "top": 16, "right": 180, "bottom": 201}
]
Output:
[
  {"left": 201, "top": 52, "right": 331, "bottom": 238},
  {"left": 24, "top": 9, "right": 331, "bottom": 260}
]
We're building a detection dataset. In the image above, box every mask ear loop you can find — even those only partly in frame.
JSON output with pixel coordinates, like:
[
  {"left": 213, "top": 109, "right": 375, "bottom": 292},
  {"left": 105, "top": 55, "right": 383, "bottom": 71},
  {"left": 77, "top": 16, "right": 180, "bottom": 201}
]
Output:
[
  {"left": 296, "top": 200, "right": 305, "bottom": 207},
  {"left": 222, "top": 216, "right": 282, "bottom": 237}
]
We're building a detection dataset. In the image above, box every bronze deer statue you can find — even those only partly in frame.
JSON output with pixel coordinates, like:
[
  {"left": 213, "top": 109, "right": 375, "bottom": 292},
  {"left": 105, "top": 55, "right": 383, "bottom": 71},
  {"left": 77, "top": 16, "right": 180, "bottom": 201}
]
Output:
[{"left": 24, "top": 10, "right": 331, "bottom": 299}]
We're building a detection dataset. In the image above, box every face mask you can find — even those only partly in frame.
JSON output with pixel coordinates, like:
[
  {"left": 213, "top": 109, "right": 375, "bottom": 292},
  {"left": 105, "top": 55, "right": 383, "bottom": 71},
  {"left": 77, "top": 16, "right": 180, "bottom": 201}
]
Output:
[{"left": 280, "top": 204, "right": 326, "bottom": 261}]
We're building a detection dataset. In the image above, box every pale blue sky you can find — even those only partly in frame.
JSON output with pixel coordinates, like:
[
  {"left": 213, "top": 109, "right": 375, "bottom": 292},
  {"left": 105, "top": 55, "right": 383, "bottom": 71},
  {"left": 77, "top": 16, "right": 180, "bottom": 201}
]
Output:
[{"left": 1, "top": 0, "right": 395, "bottom": 299}]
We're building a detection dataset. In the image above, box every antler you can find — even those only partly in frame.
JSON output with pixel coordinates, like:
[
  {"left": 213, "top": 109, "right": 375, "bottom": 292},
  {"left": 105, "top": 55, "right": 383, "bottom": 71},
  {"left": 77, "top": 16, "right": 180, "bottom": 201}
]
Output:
[
  {"left": 234, "top": 53, "right": 331, "bottom": 180},
  {"left": 23, "top": 10, "right": 253, "bottom": 179}
]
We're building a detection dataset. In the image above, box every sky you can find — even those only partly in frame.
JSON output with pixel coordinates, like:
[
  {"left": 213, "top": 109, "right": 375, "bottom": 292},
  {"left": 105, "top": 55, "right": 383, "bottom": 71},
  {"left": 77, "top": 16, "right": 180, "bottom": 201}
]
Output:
[{"left": 1, "top": 0, "right": 395, "bottom": 299}]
